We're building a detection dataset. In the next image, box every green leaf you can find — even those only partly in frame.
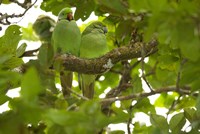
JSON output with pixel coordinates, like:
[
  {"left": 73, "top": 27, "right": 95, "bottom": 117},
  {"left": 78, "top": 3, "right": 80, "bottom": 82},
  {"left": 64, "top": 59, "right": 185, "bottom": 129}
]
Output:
[
  {"left": 129, "top": 0, "right": 167, "bottom": 13},
  {"left": 180, "top": 60, "right": 200, "bottom": 91},
  {"left": 150, "top": 114, "right": 169, "bottom": 133},
  {"left": 2, "top": 0, "right": 10, "bottom": 4},
  {"left": 155, "top": 68, "right": 177, "bottom": 86},
  {"left": 196, "top": 95, "right": 200, "bottom": 114},
  {"left": 157, "top": 54, "right": 179, "bottom": 71},
  {"left": 103, "top": 15, "right": 122, "bottom": 25},
  {"left": 169, "top": 113, "right": 186, "bottom": 134},
  {"left": 0, "top": 55, "right": 12, "bottom": 65},
  {"left": 21, "top": 67, "right": 43, "bottom": 101},
  {"left": 2, "top": 57, "right": 23, "bottom": 69},
  {"left": 154, "top": 93, "right": 177, "bottom": 108},
  {"left": 134, "top": 98, "right": 156, "bottom": 114},
  {"left": 16, "top": 43, "right": 27, "bottom": 57},
  {"left": 96, "top": 0, "right": 128, "bottom": 15},
  {"left": 131, "top": 76, "right": 142, "bottom": 94},
  {"left": 0, "top": 95, "right": 10, "bottom": 105},
  {"left": 184, "top": 108, "right": 196, "bottom": 123},
  {"left": 9, "top": 98, "right": 43, "bottom": 125},
  {"left": 109, "top": 130, "right": 125, "bottom": 134},
  {"left": 173, "top": 22, "right": 200, "bottom": 61},
  {"left": 0, "top": 71, "right": 21, "bottom": 93},
  {"left": 40, "top": 0, "right": 71, "bottom": 16},
  {"left": 0, "top": 111, "right": 28, "bottom": 134},
  {"left": 47, "top": 124, "right": 66, "bottom": 134},
  {"left": 133, "top": 122, "right": 153, "bottom": 134},
  {"left": 21, "top": 23, "right": 38, "bottom": 41},
  {"left": 74, "top": 0, "right": 95, "bottom": 21},
  {"left": 176, "top": 96, "right": 196, "bottom": 109},
  {"left": 0, "top": 25, "right": 21, "bottom": 54},
  {"left": 115, "top": 20, "right": 133, "bottom": 44}
]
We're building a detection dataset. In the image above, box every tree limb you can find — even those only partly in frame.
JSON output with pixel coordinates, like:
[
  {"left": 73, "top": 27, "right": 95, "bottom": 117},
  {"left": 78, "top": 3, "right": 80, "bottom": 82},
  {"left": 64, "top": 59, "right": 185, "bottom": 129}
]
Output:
[
  {"left": 0, "top": 0, "right": 37, "bottom": 25},
  {"left": 55, "top": 39, "right": 158, "bottom": 74},
  {"left": 100, "top": 86, "right": 191, "bottom": 103},
  {"left": 20, "top": 48, "right": 40, "bottom": 57}
]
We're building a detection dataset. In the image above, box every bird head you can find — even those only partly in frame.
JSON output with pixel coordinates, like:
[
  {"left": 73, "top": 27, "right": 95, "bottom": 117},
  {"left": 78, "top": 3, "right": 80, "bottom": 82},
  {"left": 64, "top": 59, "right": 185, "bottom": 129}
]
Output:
[
  {"left": 82, "top": 21, "right": 108, "bottom": 35},
  {"left": 33, "top": 15, "right": 55, "bottom": 41},
  {"left": 92, "top": 21, "right": 108, "bottom": 34},
  {"left": 58, "top": 7, "right": 73, "bottom": 21}
]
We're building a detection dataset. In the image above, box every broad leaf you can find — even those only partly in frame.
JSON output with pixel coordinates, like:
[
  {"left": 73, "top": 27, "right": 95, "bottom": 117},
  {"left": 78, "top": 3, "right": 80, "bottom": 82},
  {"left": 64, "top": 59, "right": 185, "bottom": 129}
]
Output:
[
  {"left": 150, "top": 114, "right": 169, "bottom": 133},
  {"left": 169, "top": 113, "right": 186, "bottom": 133}
]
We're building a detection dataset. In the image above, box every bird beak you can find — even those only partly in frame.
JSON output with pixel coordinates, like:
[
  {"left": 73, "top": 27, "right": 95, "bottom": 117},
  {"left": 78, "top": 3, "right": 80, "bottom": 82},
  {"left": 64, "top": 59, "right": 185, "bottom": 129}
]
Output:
[
  {"left": 103, "top": 27, "right": 108, "bottom": 34},
  {"left": 67, "top": 12, "right": 74, "bottom": 21}
]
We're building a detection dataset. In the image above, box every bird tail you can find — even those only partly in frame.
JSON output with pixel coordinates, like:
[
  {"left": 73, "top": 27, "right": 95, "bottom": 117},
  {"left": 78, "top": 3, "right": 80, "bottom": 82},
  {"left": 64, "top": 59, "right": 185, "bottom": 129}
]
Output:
[
  {"left": 80, "top": 74, "right": 95, "bottom": 99},
  {"left": 60, "top": 71, "right": 73, "bottom": 98}
]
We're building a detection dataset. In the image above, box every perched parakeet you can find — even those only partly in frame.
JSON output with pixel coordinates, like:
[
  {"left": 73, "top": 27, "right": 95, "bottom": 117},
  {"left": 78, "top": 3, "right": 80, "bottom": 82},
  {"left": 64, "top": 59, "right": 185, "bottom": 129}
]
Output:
[
  {"left": 32, "top": 15, "right": 57, "bottom": 93},
  {"left": 79, "top": 21, "right": 109, "bottom": 99},
  {"left": 52, "top": 8, "right": 81, "bottom": 98},
  {"left": 33, "top": 15, "right": 55, "bottom": 67}
]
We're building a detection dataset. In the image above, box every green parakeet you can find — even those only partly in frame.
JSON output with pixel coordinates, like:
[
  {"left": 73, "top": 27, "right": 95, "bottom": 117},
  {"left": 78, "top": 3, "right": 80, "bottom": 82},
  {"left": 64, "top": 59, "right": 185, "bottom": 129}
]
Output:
[
  {"left": 79, "top": 21, "right": 109, "bottom": 99},
  {"left": 52, "top": 8, "right": 81, "bottom": 98},
  {"left": 33, "top": 15, "right": 55, "bottom": 67},
  {"left": 32, "top": 15, "right": 57, "bottom": 93},
  {"left": 33, "top": 15, "right": 55, "bottom": 42}
]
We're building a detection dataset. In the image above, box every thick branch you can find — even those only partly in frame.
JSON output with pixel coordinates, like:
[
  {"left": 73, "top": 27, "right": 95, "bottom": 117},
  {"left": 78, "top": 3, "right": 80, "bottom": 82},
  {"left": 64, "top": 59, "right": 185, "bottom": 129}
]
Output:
[{"left": 56, "top": 40, "right": 158, "bottom": 74}]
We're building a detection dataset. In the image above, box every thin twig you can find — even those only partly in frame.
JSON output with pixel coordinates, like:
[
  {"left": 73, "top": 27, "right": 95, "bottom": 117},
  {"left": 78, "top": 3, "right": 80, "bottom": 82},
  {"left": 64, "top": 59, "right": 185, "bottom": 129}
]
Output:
[
  {"left": 68, "top": 88, "right": 89, "bottom": 101},
  {"left": 167, "top": 95, "right": 181, "bottom": 116},
  {"left": 140, "top": 42, "right": 154, "bottom": 92},
  {"left": 0, "top": 0, "right": 37, "bottom": 25},
  {"left": 176, "top": 58, "right": 187, "bottom": 91},
  {"left": 127, "top": 100, "right": 135, "bottom": 134},
  {"left": 20, "top": 48, "right": 40, "bottom": 57},
  {"left": 101, "top": 86, "right": 191, "bottom": 103},
  {"left": 109, "top": 69, "right": 123, "bottom": 75},
  {"left": 144, "top": 61, "right": 158, "bottom": 77}
]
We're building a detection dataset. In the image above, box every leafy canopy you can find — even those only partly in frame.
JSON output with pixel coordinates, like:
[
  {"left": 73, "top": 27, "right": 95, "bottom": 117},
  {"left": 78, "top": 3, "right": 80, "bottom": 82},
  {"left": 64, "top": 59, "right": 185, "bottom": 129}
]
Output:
[{"left": 0, "top": 0, "right": 200, "bottom": 133}]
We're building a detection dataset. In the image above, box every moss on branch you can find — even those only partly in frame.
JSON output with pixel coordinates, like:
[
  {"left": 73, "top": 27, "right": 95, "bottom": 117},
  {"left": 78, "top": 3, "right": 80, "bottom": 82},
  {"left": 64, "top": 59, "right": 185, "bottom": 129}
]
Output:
[{"left": 54, "top": 39, "right": 158, "bottom": 74}]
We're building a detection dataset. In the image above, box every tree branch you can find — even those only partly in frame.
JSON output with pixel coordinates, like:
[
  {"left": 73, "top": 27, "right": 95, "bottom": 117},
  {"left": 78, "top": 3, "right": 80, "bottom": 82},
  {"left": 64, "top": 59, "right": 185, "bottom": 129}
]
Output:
[
  {"left": 55, "top": 39, "right": 158, "bottom": 74},
  {"left": 20, "top": 48, "right": 40, "bottom": 57},
  {"left": 100, "top": 86, "right": 191, "bottom": 103},
  {"left": 0, "top": 0, "right": 37, "bottom": 25}
]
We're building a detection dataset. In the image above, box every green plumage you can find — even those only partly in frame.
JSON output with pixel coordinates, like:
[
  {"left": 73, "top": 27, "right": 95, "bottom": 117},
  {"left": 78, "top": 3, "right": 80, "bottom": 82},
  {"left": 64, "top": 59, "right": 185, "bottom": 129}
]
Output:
[
  {"left": 79, "top": 21, "right": 109, "bottom": 99},
  {"left": 33, "top": 15, "right": 55, "bottom": 67},
  {"left": 52, "top": 20, "right": 81, "bottom": 56},
  {"left": 32, "top": 15, "right": 57, "bottom": 93},
  {"left": 52, "top": 8, "right": 81, "bottom": 98},
  {"left": 33, "top": 15, "right": 55, "bottom": 43}
]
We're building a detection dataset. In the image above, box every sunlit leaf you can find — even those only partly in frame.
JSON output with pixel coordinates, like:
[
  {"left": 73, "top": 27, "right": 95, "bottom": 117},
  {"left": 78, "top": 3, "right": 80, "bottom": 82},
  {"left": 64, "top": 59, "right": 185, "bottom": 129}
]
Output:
[
  {"left": 154, "top": 93, "right": 177, "bottom": 108},
  {"left": 0, "top": 25, "right": 21, "bottom": 54},
  {"left": 169, "top": 113, "right": 186, "bottom": 133},
  {"left": 150, "top": 114, "right": 169, "bottom": 133},
  {"left": 2, "top": 0, "right": 10, "bottom": 4},
  {"left": 21, "top": 23, "right": 38, "bottom": 41},
  {"left": 16, "top": 43, "right": 27, "bottom": 58}
]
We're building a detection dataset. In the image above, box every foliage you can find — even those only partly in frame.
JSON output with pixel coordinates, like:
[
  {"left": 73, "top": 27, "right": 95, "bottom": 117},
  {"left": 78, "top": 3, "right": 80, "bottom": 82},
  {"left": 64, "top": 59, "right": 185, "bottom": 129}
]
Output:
[{"left": 0, "top": 0, "right": 200, "bottom": 133}]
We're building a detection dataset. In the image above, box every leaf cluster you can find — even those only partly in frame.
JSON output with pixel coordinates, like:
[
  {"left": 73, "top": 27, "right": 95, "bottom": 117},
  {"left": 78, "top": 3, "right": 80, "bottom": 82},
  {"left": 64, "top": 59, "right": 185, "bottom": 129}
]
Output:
[{"left": 0, "top": 0, "right": 200, "bottom": 133}]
